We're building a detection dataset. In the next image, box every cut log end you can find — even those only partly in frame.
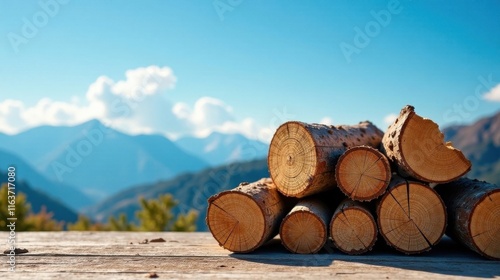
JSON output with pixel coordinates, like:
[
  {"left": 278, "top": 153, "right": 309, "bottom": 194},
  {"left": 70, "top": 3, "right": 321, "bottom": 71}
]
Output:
[
  {"left": 470, "top": 190, "right": 500, "bottom": 260},
  {"left": 280, "top": 211, "right": 327, "bottom": 254},
  {"left": 268, "top": 122, "right": 317, "bottom": 197},
  {"left": 330, "top": 201, "right": 377, "bottom": 255},
  {"left": 206, "top": 178, "right": 289, "bottom": 253},
  {"left": 335, "top": 146, "right": 391, "bottom": 201},
  {"left": 378, "top": 178, "right": 446, "bottom": 254},
  {"left": 207, "top": 192, "right": 265, "bottom": 253},
  {"left": 400, "top": 114, "right": 471, "bottom": 182},
  {"left": 383, "top": 105, "right": 471, "bottom": 183}
]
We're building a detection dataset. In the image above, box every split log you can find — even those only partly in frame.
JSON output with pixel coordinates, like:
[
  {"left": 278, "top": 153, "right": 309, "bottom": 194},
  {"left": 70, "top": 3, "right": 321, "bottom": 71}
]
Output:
[
  {"left": 381, "top": 105, "right": 471, "bottom": 183},
  {"left": 434, "top": 178, "right": 500, "bottom": 260},
  {"left": 335, "top": 146, "right": 391, "bottom": 201},
  {"left": 268, "top": 121, "right": 383, "bottom": 198},
  {"left": 206, "top": 178, "right": 292, "bottom": 253},
  {"left": 377, "top": 175, "right": 446, "bottom": 254},
  {"left": 330, "top": 198, "right": 377, "bottom": 255},
  {"left": 279, "top": 197, "right": 333, "bottom": 254}
]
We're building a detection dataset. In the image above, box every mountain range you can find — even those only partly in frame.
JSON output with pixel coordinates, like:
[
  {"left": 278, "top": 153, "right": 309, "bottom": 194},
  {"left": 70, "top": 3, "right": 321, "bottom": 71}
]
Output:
[
  {"left": 175, "top": 132, "right": 268, "bottom": 166},
  {"left": 0, "top": 111, "right": 498, "bottom": 227},
  {"left": 443, "top": 111, "right": 500, "bottom": 186},
  {"left": 0, "top": 149, "right": 94, "bottom": 210},
  {"left": 0, "top": 120, "right": 210, "bottom": 200},
  {"left": 86, "top": 158, "right": 269, "bottom": 231},
  {"left": 0, "top": 119, "right": 269, "bottom": 213}
]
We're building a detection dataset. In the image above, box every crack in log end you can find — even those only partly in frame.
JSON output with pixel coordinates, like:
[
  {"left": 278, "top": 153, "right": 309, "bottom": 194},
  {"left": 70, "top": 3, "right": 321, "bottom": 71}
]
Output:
[
  {"left": 388, "top": 188, "right": 411, "bottom": 220},
  {"left": 410, "top": 219, "right": 433, "bottom": 250},
  {"left": 341, "top": 209, "right": 369, "bottom": 249}
]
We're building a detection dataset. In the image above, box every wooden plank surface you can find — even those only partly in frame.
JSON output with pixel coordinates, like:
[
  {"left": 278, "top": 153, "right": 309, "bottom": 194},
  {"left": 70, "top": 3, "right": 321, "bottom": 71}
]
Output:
[{"left": 2, "top": 232, "right": 499, "bottom": 279}]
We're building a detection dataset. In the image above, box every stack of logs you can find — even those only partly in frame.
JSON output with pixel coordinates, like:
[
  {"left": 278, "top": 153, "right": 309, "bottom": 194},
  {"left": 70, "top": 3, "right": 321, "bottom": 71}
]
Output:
[{"left": 206, "top": 105, "right": 500, "bottom": 260}]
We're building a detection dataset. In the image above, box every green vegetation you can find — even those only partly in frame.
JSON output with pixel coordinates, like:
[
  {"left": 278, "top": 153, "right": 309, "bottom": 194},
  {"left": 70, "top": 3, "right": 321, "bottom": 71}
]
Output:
[
  {"left": 88, "top": 158, "right": 269, "bottom": 231},
  {"left": 136, "top": 194, "right": 198, "bottom": 231},
  {"left": 0, "top": 183, "right": 34, "bottom": 231},
  {"left": 0, "top": 184, "right": 197, "bottom": 231}
]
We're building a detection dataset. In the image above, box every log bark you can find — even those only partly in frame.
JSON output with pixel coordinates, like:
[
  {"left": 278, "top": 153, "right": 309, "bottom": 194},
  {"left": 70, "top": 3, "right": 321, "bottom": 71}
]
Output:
[
  {"left": 335, "top": 146, "right": 391, "bottom": 201},
  {"left": 268, "top": 121, "right": 384, "bottom": 198},
  {"left": 381, "top": 105, "right": 471, "bottom": 183},
  {"left": 330, "top": 198, "right": 377, "bottom": 255},
  {"left": 279, "top": 197, "right": 333, "bottom": 254},
  {"left": 206, "top": 178, "right": 293, "bottom": 253},
  {"left": 434, "top": 178, "right": 500, "bottom": 260},
  {"left": 377, "top": 175, "right": 446, "bottom": 254}
]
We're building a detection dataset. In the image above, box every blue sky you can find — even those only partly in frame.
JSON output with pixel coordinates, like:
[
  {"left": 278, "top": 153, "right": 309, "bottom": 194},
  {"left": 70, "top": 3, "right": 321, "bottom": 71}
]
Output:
[{"left": 1, "top": 0, "right": 499, "bottom": 141}]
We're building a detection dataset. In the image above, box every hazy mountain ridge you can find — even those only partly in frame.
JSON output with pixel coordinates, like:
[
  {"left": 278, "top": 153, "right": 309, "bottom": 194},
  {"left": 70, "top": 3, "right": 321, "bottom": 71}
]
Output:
[
  {"left": 175, "top": 132, "right": 268, "bottom": 166},
  {"left": 443, "top": 111, "right": 500, "bottom": 186},
  {"left": 1, "top": 111, "right": 498, "bottom": 228},
  {"left": 0, "top": 171, "right": 79, "bottom": 223},
  {"left": 85, "top": 158, "right": 269, "bottom": 231},
  {"left": 0, "top": 149, "right": 94, "bottom": 210},
  {"left": 0, "top": 120, "right": 209, "bottom": 199}
]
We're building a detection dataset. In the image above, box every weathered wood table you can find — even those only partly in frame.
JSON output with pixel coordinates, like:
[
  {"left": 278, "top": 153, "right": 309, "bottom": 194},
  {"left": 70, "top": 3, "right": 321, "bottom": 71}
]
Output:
[{"left": 2, "top": 232, "right": 499, "bottom": 279}]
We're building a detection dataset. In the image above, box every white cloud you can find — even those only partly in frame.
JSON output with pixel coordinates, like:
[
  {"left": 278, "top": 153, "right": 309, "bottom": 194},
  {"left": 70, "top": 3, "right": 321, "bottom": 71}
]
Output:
[
  {"left": 0, "top": 65, "right": 178, "bottom": 135},
  {"left": 384, "top": 113, "right": 398, "bottom": 126},
  {"left": 0, "top": 65, "right": 268, "bottom": 141},
  {"left": 0, "top": 99, "right": 27, "bottom": 134},
  {"left": 319, "top": 117, "right": 333, "bottom": 125},
  {"left": 483, "top": 84, "right": 500, "bottom": 102},
  {"left": 172, "top": 97, "right": 262, "bottom": 139}
]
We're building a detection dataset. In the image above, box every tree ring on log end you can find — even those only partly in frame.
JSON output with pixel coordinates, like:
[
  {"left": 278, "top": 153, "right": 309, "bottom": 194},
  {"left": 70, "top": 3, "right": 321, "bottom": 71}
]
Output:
[
  {"left": 207, "top": 192, "right": 265, "bottom": 253},
  {"left": 268, "top": 122, "right": 316, "bottom": 197},
  {"left": 280, "top": 210, "right": 327, "bottom": 254},
  {"left": 330, "top": 206, "right": 377, "bottom": 254},
  {"left": 336, "top": 146, "right": 391, "bottom": 201},
  {"left": 470, "top": 190, "right": 500, "bottom": 260},
  {"left": 377, "top": 181, "right": 446, "bottom": 254}
]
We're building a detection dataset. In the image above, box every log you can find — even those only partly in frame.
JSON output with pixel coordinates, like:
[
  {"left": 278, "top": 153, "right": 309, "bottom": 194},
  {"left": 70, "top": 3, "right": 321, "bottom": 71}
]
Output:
[
  {"left": 330, "top": 198, "right": 377, "bottom": 255},
  {"left": 381, "top": 105, "right": 471, "bottom": 183},
  {"left": 377, "top": 175, "right": 446, "bottom": 254},
  {"left": 335, "top": 146, "right": 391, "bottom": 201},
  {"left": 268, "top": 121, "right": 384, "bottom": 198},
  {"left": 434, "top": 178, "right": 500, "bottom": 260},
  {"left": 206, "top": 178, "right": 292, "bottom": 253},
  {"left": 279, "top": 197, "right": 333, "bottom": 254}
]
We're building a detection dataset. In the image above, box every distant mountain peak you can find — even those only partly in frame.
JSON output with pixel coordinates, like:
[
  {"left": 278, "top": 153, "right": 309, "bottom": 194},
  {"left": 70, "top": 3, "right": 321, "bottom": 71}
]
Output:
[
  {"left": 175, "top": 132, "right": 268, "bottom": 166},
  {"left": 444, "top": 110, "right": 500, "bottom": 186}
]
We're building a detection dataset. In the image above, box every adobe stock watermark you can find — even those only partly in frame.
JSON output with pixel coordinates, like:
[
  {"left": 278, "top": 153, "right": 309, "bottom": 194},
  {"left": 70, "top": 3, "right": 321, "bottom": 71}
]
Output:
[
  {"left": 7, "top": 0, "right": 70, "bottom": 53},
  {"left": 213, "top": 0, "right": 244, "bottom": 21},
  {"left": 339, "top": 0, "right": 403, "bottom": 63},
  {"left": 443, "top": 74, "right": 497, "bottom": 123}
]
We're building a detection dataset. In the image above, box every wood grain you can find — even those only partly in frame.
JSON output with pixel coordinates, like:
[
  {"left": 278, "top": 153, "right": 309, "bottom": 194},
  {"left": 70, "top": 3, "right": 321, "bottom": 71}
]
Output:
[{"left": 2, "top": 232, "right": 498, "bottom": 279}]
